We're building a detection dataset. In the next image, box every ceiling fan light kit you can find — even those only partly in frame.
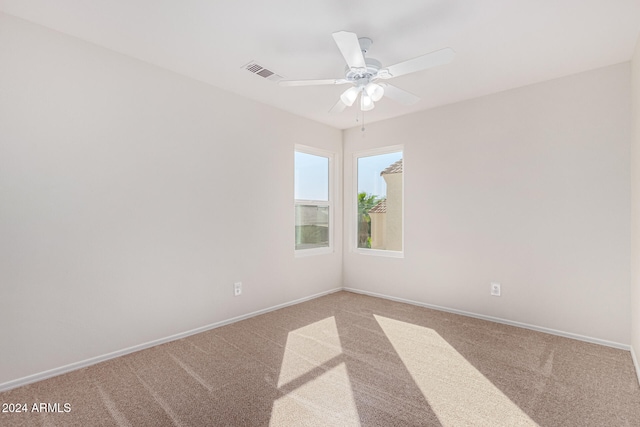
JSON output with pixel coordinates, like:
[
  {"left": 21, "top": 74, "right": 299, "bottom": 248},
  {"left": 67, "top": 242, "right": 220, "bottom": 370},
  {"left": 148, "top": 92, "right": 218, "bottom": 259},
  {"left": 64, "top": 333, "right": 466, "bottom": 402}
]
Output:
[
  {"left": 279, "top": 31, "right": 455, "bottom": 115},
  {"left": 340, "top": 86, "right": 360, "bottom": 106},
  {"left": 365, "top": 82, "right": 384, "bottom": 102},
  {"left": 360, "top": 92, "right": 374, "bottom": 111}
]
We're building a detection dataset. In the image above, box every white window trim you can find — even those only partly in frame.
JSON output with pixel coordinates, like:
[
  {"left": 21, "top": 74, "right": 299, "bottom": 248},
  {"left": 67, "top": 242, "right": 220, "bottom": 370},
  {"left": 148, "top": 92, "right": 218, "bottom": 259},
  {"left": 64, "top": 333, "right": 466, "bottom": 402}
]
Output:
[
  {"left": 353, "top": 144, "right": 404, "bottom": 258},
  {"left": 295, "top": 145, "right": 334, "bottom": 257}
]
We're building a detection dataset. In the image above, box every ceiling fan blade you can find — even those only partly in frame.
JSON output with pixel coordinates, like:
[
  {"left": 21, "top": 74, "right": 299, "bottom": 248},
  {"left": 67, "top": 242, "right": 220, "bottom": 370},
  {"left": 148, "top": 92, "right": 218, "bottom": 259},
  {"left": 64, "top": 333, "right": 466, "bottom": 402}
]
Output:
[
  {"left": 382, "top": 84, "right": 421, "bottom": 105},
  {"left": 383, "top": 47, "right": 455, "bottom": 78},
  {"left": 329, "top": 99, "right": 347, "bottom": 114},
  {"left": 279, "top": 78, "right": 348, "bottom": 87},
  {"left": 332, "top": 31, "right": 366, "bottom": 70}
]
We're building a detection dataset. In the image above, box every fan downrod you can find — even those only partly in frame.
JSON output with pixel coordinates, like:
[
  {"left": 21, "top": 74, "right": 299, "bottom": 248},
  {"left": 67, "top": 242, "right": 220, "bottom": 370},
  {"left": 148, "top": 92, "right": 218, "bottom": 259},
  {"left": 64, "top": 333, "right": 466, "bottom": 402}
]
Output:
[{"left": 358, "top": 37, "right": 373, "bottom": 54}]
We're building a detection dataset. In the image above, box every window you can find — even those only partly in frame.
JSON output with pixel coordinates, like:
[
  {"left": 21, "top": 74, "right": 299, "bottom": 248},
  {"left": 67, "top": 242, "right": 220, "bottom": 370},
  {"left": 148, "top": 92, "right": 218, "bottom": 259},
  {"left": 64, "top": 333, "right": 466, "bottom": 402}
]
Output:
[
  {"left": 355, "top": 147, "right": 403, "bottom": 255},
  {"left": 295, "top": 147, "right": 333, "bottom": 255}
]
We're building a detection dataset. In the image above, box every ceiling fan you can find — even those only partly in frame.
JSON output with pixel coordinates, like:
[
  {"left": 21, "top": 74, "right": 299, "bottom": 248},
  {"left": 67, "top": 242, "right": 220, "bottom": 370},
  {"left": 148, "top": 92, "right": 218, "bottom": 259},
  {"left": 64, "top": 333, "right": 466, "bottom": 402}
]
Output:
[{"left": 279, "top": 31, "right": 455, "bottom": 113}]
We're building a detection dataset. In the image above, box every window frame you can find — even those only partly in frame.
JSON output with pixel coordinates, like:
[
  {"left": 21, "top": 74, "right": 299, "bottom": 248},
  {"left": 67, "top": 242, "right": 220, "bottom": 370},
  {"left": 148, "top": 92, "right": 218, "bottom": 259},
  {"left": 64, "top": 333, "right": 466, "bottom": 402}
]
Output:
[
  {"left": 353, "top": 145, "right": 404, "bottom": 258},
  {"left": 294, "top": 145, "right": 334, "bottom": 257}
]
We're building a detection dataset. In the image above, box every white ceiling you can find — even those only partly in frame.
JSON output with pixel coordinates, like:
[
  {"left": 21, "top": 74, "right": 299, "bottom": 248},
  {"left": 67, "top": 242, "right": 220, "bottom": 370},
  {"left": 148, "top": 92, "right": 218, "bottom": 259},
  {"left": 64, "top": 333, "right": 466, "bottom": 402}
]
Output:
[{"left": 1, "top": 1, "right": 639, "bottom": 129}]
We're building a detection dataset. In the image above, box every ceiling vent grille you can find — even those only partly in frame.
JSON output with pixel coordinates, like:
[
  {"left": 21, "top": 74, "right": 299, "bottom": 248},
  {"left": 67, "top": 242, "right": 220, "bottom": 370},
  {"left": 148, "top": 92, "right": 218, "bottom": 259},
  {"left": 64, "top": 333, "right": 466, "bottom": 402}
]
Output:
[{"left": 243, "top": 61, "right": 283, "bottom": 82}]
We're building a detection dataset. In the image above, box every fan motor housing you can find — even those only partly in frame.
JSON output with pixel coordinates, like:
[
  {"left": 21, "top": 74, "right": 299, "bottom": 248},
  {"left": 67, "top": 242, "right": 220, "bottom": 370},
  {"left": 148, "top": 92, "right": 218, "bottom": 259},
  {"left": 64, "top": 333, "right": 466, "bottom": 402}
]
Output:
[{"left": 345, "top": 58, "right": 382, "bottom": 83}]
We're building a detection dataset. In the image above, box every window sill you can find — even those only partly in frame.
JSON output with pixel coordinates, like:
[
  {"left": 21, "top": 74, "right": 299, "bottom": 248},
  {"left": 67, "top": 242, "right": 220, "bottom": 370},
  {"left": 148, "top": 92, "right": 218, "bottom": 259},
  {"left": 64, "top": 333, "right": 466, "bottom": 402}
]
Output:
[
  {"left": 354, "top": 248, "right": 404, "bottom": 258},
  {"left": 295, "top": 247, "right": 334, "bottom": 258}
]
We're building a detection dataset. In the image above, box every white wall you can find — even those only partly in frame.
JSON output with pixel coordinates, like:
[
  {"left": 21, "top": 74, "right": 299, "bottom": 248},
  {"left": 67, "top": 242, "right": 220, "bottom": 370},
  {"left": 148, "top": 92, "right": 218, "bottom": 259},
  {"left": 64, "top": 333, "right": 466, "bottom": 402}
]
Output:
[
  {"left": 631, "top": 33, "right": 640, "bottom": 379},
  {"left": 344, "top": 63, "right": 632, "bottom": 345},
  {"left": 1, "top": 10, "right": 635, "bottom": 390},
  {"left": 0, "top": 13, "right": 342, "bottom": 387}
]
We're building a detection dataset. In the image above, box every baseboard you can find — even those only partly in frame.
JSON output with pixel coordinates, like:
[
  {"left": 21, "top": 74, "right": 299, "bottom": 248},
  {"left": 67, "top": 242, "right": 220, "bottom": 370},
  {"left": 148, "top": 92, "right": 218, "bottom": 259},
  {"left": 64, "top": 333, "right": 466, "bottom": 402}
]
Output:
[
  {"left": 0, "top": 287, "right": 341, "bottom": 393},
  {"left": 2, "top": 286, "right": 632, "bottom": 392},
  {"left": 343, "top": 287, "right": 631, "bottom": 351},
  {"left": 632, "top": 346, "right": 640, "bottom": 387}
]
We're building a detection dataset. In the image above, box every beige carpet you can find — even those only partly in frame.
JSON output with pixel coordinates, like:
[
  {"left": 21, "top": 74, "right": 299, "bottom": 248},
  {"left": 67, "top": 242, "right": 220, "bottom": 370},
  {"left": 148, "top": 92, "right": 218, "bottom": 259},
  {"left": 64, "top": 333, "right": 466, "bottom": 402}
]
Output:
[{"left": 1, "top": 291, "right": 639, "bottom": 426}]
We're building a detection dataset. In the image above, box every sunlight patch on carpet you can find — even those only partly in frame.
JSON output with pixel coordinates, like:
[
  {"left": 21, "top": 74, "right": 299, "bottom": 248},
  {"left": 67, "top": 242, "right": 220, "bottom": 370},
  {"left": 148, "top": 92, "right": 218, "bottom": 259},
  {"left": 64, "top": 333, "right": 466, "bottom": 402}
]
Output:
[
  {"left": 270, "top": 363, "right": 360, "bottom": 427},
  {"left": 276, "top": 316, "right": 343, "bottom": 388},
  {"left": 270, "top": 317, "right": 360, "bottom": 426},
  {"left": 374, "top": 315, "right": 538, "bottom": 427}
]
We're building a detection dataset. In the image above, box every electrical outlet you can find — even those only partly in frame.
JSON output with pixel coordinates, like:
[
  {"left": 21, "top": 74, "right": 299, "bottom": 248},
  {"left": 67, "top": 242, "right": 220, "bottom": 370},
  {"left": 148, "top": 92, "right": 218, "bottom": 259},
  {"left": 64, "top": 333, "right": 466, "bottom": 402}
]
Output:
[
  {"left": 234, "top": 282, "right": 242, "bottom": 296},
  {"left": 490, "top": 282, "right": 501, "bottom": 297}
]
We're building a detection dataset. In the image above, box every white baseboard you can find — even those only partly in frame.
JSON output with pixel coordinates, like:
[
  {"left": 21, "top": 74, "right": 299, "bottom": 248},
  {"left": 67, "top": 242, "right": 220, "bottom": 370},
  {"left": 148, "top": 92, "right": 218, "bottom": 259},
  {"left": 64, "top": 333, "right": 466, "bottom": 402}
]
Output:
[
  {"left": 343, "top": 287, "right": 631, "bottom": 351},
  {"left": 0, "top": 288, "right": 341, "bottom": 393},
  {"left": 2, "top": 286, "right": 634, "bottom": 393},
  {"left": 632, "top": 346, "right": 640, "bottom": 387}
]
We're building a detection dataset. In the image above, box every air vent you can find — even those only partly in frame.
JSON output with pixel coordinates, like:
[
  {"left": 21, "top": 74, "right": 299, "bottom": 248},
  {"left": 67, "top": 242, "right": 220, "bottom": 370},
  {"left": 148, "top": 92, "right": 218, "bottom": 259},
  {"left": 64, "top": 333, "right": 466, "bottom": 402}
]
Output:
[
  {"left": 256, "top": 68, "right": 274, "bottom": 78},
  {"left": 247, "top": 64, "right": 262, "bottom": 73},
  {"left": 243, "top": 61, "right": 283, "bottom": 82}
]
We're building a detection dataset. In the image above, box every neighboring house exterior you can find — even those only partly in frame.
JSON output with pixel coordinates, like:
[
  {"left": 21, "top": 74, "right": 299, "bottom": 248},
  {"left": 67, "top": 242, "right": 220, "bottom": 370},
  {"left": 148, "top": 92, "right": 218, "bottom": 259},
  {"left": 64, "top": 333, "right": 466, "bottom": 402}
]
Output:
[
  {"left": 369, "top": 159, "right": 403, "bottom": 251},
  {"left": 369, "top": 199, "right": 387, "bottom": 249}
]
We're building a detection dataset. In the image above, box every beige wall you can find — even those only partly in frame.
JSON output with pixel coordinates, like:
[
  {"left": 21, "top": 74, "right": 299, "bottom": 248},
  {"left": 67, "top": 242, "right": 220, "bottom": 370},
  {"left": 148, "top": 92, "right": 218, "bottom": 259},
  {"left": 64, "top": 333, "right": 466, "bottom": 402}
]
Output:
[
  {"left": 631, "top": 33, "right": 640, "bottom": 379},
  {"left": 0, "top": 13, "right": 342, "bottom": 387},
  {"left": 384, "top": 173, "right": 403, "bottom": 251},
  {"left": 344, "top": 62, "right": 631, "bottom": 345},
  {"left": 369, "top": 211, "right": 386, "bottom": 249}
]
